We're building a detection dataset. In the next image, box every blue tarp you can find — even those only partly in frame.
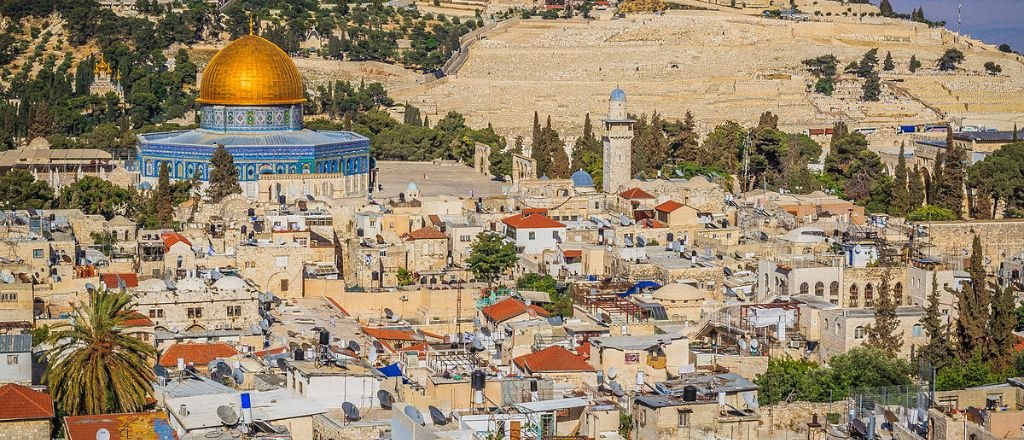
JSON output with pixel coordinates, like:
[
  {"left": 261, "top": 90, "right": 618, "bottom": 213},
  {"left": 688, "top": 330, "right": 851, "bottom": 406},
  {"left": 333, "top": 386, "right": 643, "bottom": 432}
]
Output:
[
  {"left": 377, "top": 362, "right": 402, "bottom": 377},
  {"left": 619, "top": 281, "right": 662, "bottom": 297}
]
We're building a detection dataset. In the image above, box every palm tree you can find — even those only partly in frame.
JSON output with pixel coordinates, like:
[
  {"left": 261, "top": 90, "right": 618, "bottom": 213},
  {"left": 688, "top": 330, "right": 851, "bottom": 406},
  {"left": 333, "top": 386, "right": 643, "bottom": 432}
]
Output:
[{"left": 43, "top": 290, "right": 156, "bottom": 415}]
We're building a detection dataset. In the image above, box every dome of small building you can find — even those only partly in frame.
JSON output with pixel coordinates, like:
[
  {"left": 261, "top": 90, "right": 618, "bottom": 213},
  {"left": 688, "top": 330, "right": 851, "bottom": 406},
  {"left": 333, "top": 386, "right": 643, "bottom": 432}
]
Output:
[
  {"left": 571, "top": 169, "right": 594, "bottom": 187},
  {"left": 651, "top": 283, "right": 703, "bottom": 303},
  {"left": 610, "top": 87, "right": 626, "bottom": 102},
  {"left": 136, "top": 278, "right": 168, "bottom": 293},
  {"left": 197, "top": 35, "right": 305, "bottom": 106},
  {"left": 176, "top": 277, "right": 205, "bottom": 292},
  {"left": 406, "top": 182, "right": 419, "bottom": 193},
  {"left": 213, "top": 275, "right": 247, "bottom": 291}
]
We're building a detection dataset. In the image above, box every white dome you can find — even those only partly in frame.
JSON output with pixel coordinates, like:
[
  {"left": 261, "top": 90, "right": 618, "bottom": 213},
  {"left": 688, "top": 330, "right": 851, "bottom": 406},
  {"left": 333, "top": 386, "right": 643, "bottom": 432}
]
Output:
[
  {"left": 213, "top": 276, "right": 247, "bottom": 291},
  {"left": 176, "top": 277, "right": 205, "bottom": 292},
  {"left": 136, "top": 278, "right": 168, "bottom": 293},
  {"left": 652, "top": 283, "right": 704, "bottom": 302}
]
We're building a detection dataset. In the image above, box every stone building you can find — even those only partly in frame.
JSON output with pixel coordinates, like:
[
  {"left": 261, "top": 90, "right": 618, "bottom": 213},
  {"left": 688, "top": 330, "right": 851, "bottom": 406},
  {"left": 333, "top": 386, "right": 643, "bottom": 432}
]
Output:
[
  {"left": 0, "top": 334, "right": 32, "bottom": 385},
  {"left": 602, "top": 88, "right": 635, "bottom": 194},
  {"left": 0, "top": 383, "right": 54, "bottom": 440},
  {"left": 816, "top": 306, "right": 929, "bottom": 360},
  {"left": 632, "top": 374, "right": 760, "bottom": 440},
  {"left": 131, "top": 276, "right": 260, "bottom": 336}
]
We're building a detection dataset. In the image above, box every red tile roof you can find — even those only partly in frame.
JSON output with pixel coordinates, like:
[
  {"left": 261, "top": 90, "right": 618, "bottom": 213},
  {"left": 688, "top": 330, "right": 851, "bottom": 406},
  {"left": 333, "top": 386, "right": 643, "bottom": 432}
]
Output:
[
  {"left": 620, "top": 187, "right": 655, "bottom": 199},
  {"left": 160, "top": 232, "right": 192, "bottom": 251},
  {"left": 481, "top": 297, "right": 550, "bottom": 323},
  {"left": 502, "top": 213, "right": 565, "bottom": 230},
  {"left": 403, "top": 226, "right": 447, "bottom": 240},
  {"left": 428, "top": 214, "right": 443, "bottom": 227},
  {"left": 100, "top": 273, "right": 139, "bottom": 289},
  {"left": 65, "top": 412, "right": 176, "bottom": 440},
  {"left": 654, "top": 200, "right": 684, "bottom": 213},
  {"left": 513, "top": 346, "right": 595, "bottom": 373},
  {"left": 254, "top": 346, "right": 289, "bottom": 357},
  {"left": 562, "top": 250, "right": 583, "bottom": 258},
  {"left": 325, "top": 296, "right": 351, "bottom": 317},
  {"left": 0, "top": 384, "right": 54, "bottom": 421},
  {"left": 362, "top": 327, "right": 420, "bottom": 341},
  {"left": 120, "top": 311, "right": 154, "bottom": 328},
  {"left": 158, "top": 342, "right": 238, "bottom": 367}
]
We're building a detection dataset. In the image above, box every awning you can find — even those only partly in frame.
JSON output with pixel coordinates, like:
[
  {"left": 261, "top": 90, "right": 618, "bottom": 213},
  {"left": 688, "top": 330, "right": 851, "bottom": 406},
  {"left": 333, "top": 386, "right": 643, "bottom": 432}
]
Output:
[{"left": 516, "top": 397, "right": 589, "bottom": 413}]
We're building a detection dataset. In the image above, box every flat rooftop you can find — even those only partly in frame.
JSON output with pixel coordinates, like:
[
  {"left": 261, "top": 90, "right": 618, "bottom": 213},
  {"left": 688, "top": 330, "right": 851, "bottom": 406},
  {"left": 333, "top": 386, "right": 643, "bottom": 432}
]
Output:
[{"left": 374, "top": 161, "right": 506, "bottom": 199}]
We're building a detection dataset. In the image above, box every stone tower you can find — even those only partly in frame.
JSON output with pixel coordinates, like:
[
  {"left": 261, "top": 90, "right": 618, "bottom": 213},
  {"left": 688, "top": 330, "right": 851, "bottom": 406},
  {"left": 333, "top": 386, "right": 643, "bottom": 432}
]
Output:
[{"left": 602, "top": 88, "right": 635, "bottom": 193}]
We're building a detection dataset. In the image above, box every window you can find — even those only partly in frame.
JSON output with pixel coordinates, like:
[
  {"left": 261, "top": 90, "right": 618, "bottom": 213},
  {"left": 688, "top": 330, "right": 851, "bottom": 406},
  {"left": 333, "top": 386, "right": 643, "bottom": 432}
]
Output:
[
  {"left": 227, "top": 306, "right": 242, "bottom": 317},
  {"left": 864, "top": 283, "right": 874, "bottom": 307},
  {"left": 528, "top": 232, "right": 536, "bottom": 240},
  {"left": 275, "top": 256, "right": 289, "bottom": 268},
  {"left": 32, "top": 249, "right": 43, "bottom": 259},
  {"left": 6, "top": 355, "right": 17, "bottom": 365},
  {"left": 911, "top": 324, "right": 923, "bottom": 337},
  {"left": 244, "top": 261, "right": 256, "bottom": 269},
  {"left": 552, "top": 231, "right": 559, "bottom": 239},
  {"left": 894, "top": 282, "right": 904, "bottom": 306},
  {"left": 187, "top": 307, "right": 203, "bottom": 319},
  {"left": 815, "top": 282, "right": 825, "bottom": 296},
  {"left": 854, "top": 326, "right": 865, "bottom": 339},
  {"left": 149, "top": 309, "right": 164, "bottom": 318},
  {"left": 830, "top": 281, "right": 840, "bottom": 297},
  {"left": 460, "top": 235, "right": 472, "bottom": 242},
  {"left": 799, "top": 282, "right": 809, "bottom": 295},
  {"left": 849, "top": 284, "right": 859, "bottom": 307},
  {"left": 0, "top": 292, "right": 16, "bottom": 302},
  {"left": 280, "top": 279, "right": 289, "bottom": 292},
  {"left": 677, "top": 410, "right": 690, "bottom": 427}
]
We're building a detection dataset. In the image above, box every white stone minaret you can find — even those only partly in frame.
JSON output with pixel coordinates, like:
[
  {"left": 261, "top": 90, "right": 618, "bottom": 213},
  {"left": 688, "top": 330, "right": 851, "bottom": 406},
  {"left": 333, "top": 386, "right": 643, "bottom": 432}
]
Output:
[{"left": 602, "top": 88, "right": 635, "bottom": 194}]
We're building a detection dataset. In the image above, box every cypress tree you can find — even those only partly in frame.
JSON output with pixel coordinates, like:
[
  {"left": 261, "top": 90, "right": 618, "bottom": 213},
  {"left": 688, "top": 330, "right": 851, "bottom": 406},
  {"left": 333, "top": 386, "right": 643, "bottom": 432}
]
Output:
[
  {"left": 153, "top": 162, "right": 174, "bottom": 228},
  {"left": 879, "top": 0, "right": 894, "bottom": 17},
  {"left": 919, "top": 271, "right": 954, "bottom": 370},
  {"left": 648, "top": 112, "right": 669, "bottom": 173},
  {"left": 953, "top": 235, "right": 989, "bottom": 359},
  {"left": 670, "top": 110, "right": 699, "bottom": 161},
  {"left": 937, "top": 136, "right": 966, "bottom": 218},
  {"left": 862, "top": 71, "right": 881, "bottom": 101},
  {"left": 929, "top": 151, "right": 944, "bottom": 205},
  {"left": 531, "top": 111, "right": 542, "bottom": 154},
  {"left": 883, "top": 51, "right": 895, "bottom": 71},
  {"left": 865, "top": 266, "right": 903, "bottom": 357},
  {"left": 571, "top": 113, "right": 601, "bottom": 171},
  {"left": 890, "top": 145, "right": 911, "bottom": 215},
  {"left": 988, "top": 285, "right": 1017, "bottom": 371},
  {"left": 207, "top": 145, "right": 242, "bottom": 203},
  {"left": 909, "top": 166, "right": 925, "bottom": 209}
]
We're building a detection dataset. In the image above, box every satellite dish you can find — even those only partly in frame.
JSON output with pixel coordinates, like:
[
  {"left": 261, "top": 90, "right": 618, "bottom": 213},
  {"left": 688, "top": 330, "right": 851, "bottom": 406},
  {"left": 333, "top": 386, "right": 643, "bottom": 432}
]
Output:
[
  {"left": 607, "top": 367, "right": 618, "bottom": 379},
  {"left": 384, "top": 308, "right": 394, "bottom": 318},
  {"left": 95, "top": 428, "right": 111, "bottom": 440},
  {"left": 404, "top": 405, "right": 425, "bottom": 426},
  {"left": 84, "top": 282, "right": 96, "bottom": 292},
  {"left": 378, "top": 390, "right": 393, "bottom": 409},
  {"left": 276, "top": 358, "right": 288, "bottom": 369},
  {"left": 637, "top": 236, "right": 647, "bottom": 247},
  {"left": 259, "top": 319, "right": 270, "bottom": 331},
  {"left": 348, "top": 340, "right": 361, "bottom": 353},
  {"left": 342, "top": 402, "right": 361, "bottom": 422},
  {"left": 217, "top": 405, "right": 240, "bottom": 425},
  {"left": 472, "top": 317, "right": 481, "bottom": 327},
  {"left": 481, "top": 327, "right": 491, "bottom": 337},
  {"left": 232, "top": 369, "right": 245, "bottom": 385},
  {"left": 210, "top": 371, "right": 222, "bottom": 383},
  {"left": 368, "top": 347, "right": 378, "bottom": 363},
  {"left": 250, "top": 324, "right": 262, "bottom": 335},
  {"left": 428, "top": 406, "right": 448, "bottom": 426},
  {"left": 373, "top": 341, "right": 385, "bottom": 353},
  {"left": 472, "top": 338, "right": 485, "bottom": 351},
  {"left": 609, "top": 381, "right": 625, "bottom": 397},
  {"left": 216, "top": 362, "right": 232, "bottom": 377}
]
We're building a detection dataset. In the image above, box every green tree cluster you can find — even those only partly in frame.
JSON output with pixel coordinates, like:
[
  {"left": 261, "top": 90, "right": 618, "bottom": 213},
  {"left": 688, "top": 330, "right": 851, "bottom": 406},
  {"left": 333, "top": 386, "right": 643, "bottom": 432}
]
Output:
[
  {"left": 466, "top": 232, "right": 517, "bottom": 286},
  {"left": 755, "top": 348, "right": 913, "bottom": 405},
  {"left": 968, "top": 142, "right": 1024, "bottom": 218}
]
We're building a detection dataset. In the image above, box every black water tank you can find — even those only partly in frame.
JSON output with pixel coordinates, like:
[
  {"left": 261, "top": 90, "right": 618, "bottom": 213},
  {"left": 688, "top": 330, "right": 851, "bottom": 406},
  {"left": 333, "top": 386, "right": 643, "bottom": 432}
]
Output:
[
  {"left": 294, "top": 349, "right": 305, "bottom": 361},
  {"left": 319, "top": 331, "right": 330, "bottom": 346},
  {"left": 471, "top": 370, "right": 486, "bottom": 391},
  {"left": 682, "top": 385, "right": 698, "bottom": 402}
]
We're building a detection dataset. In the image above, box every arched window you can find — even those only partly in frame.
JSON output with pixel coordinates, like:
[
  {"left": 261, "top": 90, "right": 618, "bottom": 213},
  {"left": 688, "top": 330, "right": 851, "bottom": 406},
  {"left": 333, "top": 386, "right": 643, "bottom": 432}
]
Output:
[
  {"left": 864, "top": 283, "right": 874, "bottom": 307},
  {"left": 849, "top": 284, "right": 859, "bottom": 307},
  {"left": 830, "top": 281, "right": 840, "bottom": 297},
  {"left": 894, "top": 282, "right": 904, "bottom": 306},
  {"left": 855, "top": 326, "right": 865, "bottom": 339},
  {"left": 912, "top": 324, "right": 923, "bottom": 337},
  {"left": 800, "top": 282, "right": 809, "bottom": 295},
  {"left": 815, "top": 282, "right": 825, "bottom": 296}
]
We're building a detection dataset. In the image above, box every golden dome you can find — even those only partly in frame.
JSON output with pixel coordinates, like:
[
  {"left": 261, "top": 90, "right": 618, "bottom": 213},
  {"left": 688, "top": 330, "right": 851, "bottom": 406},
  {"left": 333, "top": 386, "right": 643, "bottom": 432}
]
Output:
[{"left": 197, "top": 35, "right": 305, "bottom": 106}]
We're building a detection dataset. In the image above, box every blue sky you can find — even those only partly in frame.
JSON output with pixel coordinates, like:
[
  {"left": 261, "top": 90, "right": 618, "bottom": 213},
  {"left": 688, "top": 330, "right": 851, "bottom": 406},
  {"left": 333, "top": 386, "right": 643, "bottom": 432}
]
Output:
[{"left": 885, "top": 0, "right": 1024, "bottom": 51}]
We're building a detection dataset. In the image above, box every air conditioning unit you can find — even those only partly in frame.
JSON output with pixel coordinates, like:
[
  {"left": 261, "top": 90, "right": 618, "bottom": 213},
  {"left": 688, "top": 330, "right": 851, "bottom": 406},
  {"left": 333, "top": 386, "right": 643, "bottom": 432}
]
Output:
[{"left": 788, "top": 340, "right": 804, "bottom": 349}]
